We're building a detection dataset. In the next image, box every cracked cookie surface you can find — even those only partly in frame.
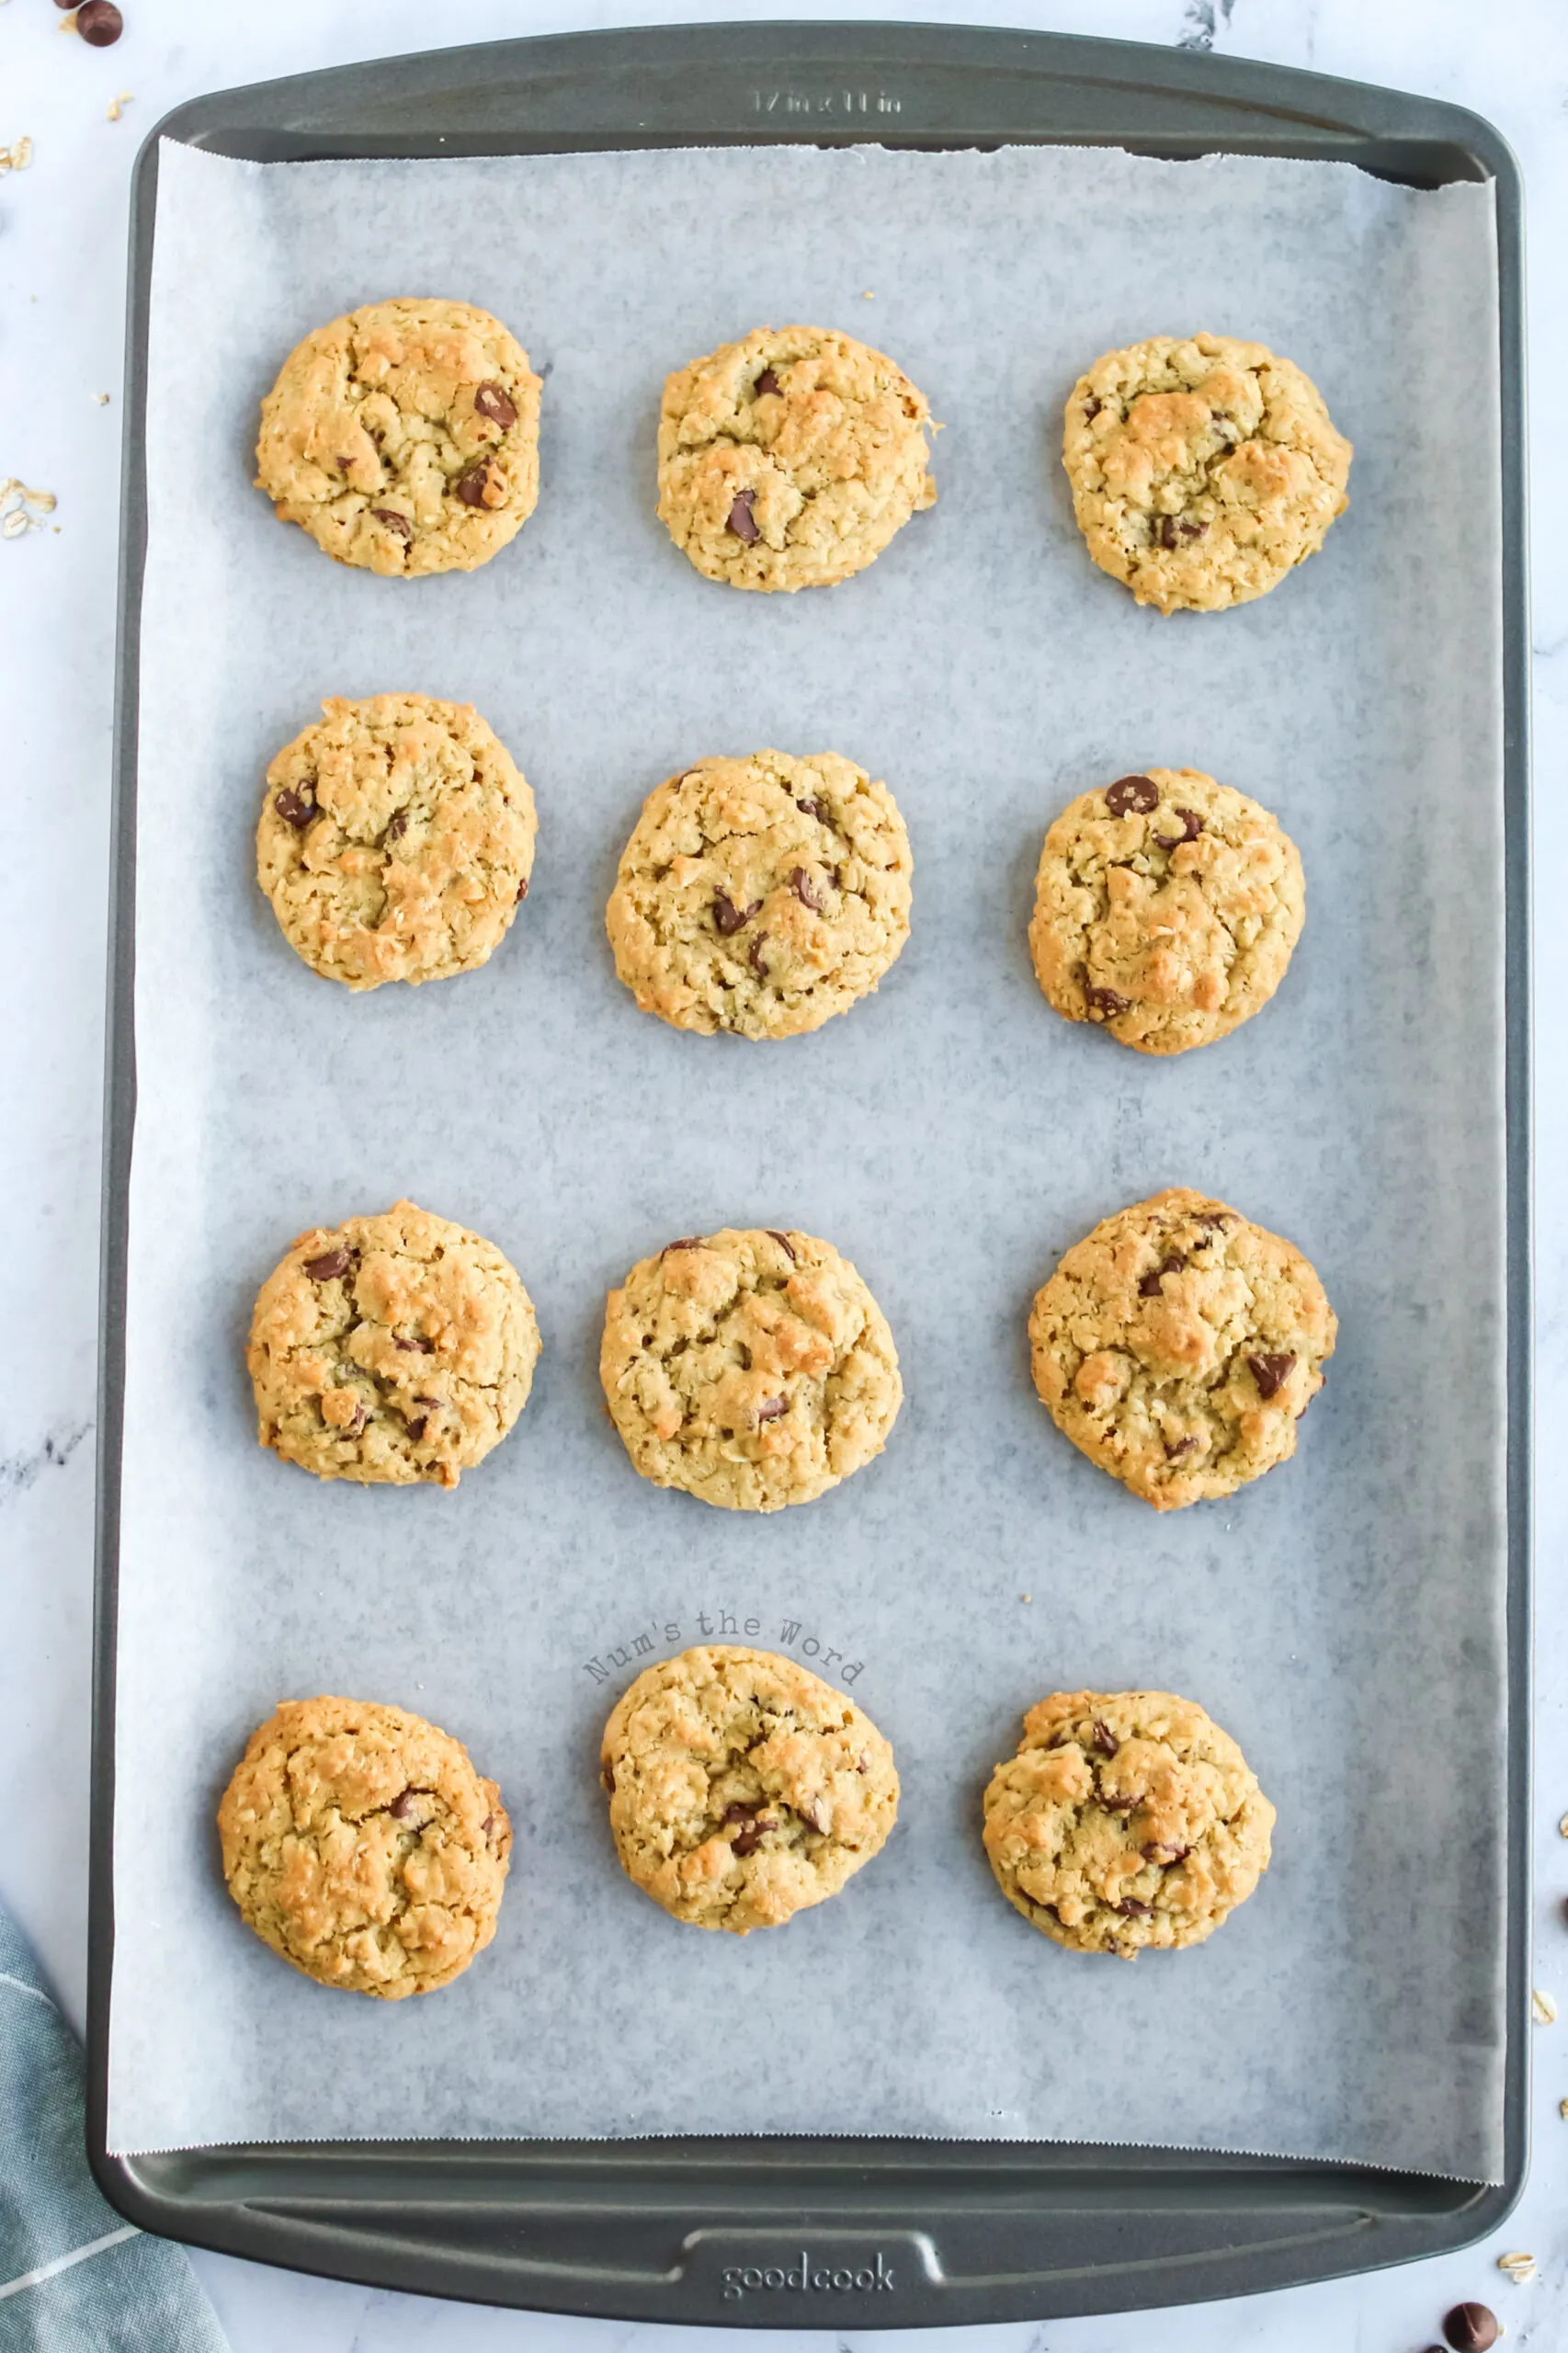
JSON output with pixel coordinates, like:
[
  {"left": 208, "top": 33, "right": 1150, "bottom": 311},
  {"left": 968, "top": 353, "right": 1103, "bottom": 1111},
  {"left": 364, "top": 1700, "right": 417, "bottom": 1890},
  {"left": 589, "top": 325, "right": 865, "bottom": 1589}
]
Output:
[
  {"left": 1062, "top": 333, "right": 1351, "bottom": 614},
  {"left": 600, "top": 1227, "right": 902, "bottom": 1511},
  {"left": 257, "top": 695, "right": 537, "bottom": 990},
  {"left": 983, "top": 1688, "right": 1274, "bottom": 1956},
  {"left": 1028, "top": 1187, "right": 1335, "bottom": 1509},
  {"left": 606, "top": 750, "right": 912, "bottom": 1039},
  {"left": 601, "top": 1646, "right": 899, "bottom": 1932},
  {"left": 1028, "top": 767, "right": 1304, "bottom": 1053},
  {"left": 217, "top": 1694, "right": 512, "bottom": 1996},
  {"left": 247, "top": 1199, "right": 540, "bottom": 1488},
  {"left": 256, "top": 297, "right": 541, "bottom": 576},
  {"left": 656, "top": 324, "right": 936, "bottom": 592}
]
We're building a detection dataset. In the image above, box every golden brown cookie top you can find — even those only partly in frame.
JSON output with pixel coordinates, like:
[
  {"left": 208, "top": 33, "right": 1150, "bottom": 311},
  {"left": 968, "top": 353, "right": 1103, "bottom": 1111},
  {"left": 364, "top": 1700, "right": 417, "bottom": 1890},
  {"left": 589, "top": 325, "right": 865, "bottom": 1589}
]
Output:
[
  {"left": 1062, "top": 333, "right": 1351, "bottom": 614},
  {"left": 255, "top": 297, "right": 541, "bottom": 576},
  {"left": 599, "top": 1226, "right": 903, "bottom": 1512},
  {"left": 246, "top": 1199, "right": 540, "bottom": 1488},
  {"left": 600, "top": 1646, "right": 899, "bottom": 1933},
  {"left": 656, "top": 324, "right": 937, "bottom": 592},
  {"left": 1028, "top": 767, "right": 1304, "bottom": 1054},
  {"left": 1028, "top": 1187, "right": 1335, "bottom": 1509},
  {"left": 257, "top": 695, "right": 537, "bottom": 990},
  {"left": 983, "top": 1688, "right": 1274, "bottom": 1956},
  {"left": 605, "top": 750, "right": 913, "bottom": 1039},
  {"left": 217, "top": 1694, "right": 512, "bottom": 1997}
]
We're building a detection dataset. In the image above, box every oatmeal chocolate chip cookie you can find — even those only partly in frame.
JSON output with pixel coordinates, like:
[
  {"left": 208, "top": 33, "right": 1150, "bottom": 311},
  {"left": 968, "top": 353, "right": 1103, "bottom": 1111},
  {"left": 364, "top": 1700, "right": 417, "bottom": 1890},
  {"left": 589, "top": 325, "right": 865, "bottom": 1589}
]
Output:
[
  {"left": 255, "top": 297, "right": 541, "bottom": 576},
  {"left": 1028, "top": 767, "right": 1304, "bottom": 1054},
  {"left": 983, "top": 1688, "right": 1274, "bottom": 1957},
  {"left": 656, "top": 324, "right": 937, "bottom": 592},
  {"left": 606, "top": 750, "right": 913, "bottom": 1040},
  {"left": 600, "top": 1227, "right": 902, "bottom": 1512},
  {"left": 247, "top": 1199, "right": 540, "bottom": 1488},
  {"left": 1063, "top": 333, "right": 1351, "bottom": 614},
  {"left": 217, "top": 1695, "right": 512, "bottom": 1997},
  {"left": 1028, "top": 1187, "right": 1335, "bottom": 1509},
  {"left": 257, "top": 695, "right": 537, "bottom": 990},
  {"left": 600, "top": 1646, "right": 899, "bottom": 1933}
]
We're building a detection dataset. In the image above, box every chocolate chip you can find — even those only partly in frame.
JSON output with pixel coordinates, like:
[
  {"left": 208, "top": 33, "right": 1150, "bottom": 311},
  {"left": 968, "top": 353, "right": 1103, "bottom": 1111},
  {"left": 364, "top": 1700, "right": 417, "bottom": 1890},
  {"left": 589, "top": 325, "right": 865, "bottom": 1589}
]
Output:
[
  {"left": 1085, "top": 985, "right": 1131, "bottom": 1020},
  {"left": 726, "top": 489, "right": 761, "bottom": 542},
  {"left": 1165, "top": 1435, "right": 1199, "bottom": 1460},
  {"left": 749, "top": 933, "right": 769, "bottom": 978},
  {"left": 302, "top": 1245, "right": 351, "bottom": 1281},
  {"left": 335, "top": 456, "right": 352, "bottom": 472},
  {"left": 1116, "top": 1898, "right": 1153, "bottom": 1916},
  {"left": 384, "top": 810, "right": 407, "bottom": 843},
  {"left": 664, "top": 1236, "right": 705, "bottom": 1254},
  {"left": 394, "top": 1335, "right": 433, "bottom": 1352},
  {"left": 790, "top": 866, "right": 824, "bottom": 913},
  {"left": 1142, "top": 1842, "right": 1189, "bottom": 1864},
  {"left": 516, "top": 878, "right": 528, "bottom": 902},
  {"left": 1104, "top": 775, "right": 1160, "bottom": 817},
  {"left": 1155, "top": 808, "right": 1203, "bottom": 848},
  {"left": 722, "top": 1802, "right": 772, "bottom": 1858},
  {"left": 390, "top": 1790, "right": 418, "bottom": 1821},
  {"left": 75, "top": 0, "right": 123, "bottom": 41},
  {"left": 1083, "top": 395, "right": 1102, "bottom": 420},
  {"left": 1247, "top": 1351, "right": 1297, "bottom": 1400},
  {"left": 767, "top": 1230, "right": 797, "bottom": 1260},
  {"left": 274, "top": 786, "right": 314, "bottom": 830},
  {"left": 755, "top": 369, "right": 782, "bottom": 397},
  {"left": 1153, "top": 513, "right": 1209, "bottom": 548},
  {"left": 473, "top": 381, "right": 517, "bottom": 428},
  {"left": 1139, "top": 1254, "right": 1186, "bottom": 1297},
  {"left": 1442, "top": 2306, "right": 1500, "bottom": 2353},
  {"left": 601, "top": 1766, "right": 616, "bottom": 1793},
  {"left": 414, "top": 1395, "right": 442, "bottom": 1411},
  {"left": 454, "top": 465, "right": 495, "bottom": 508},
  {"left": 800, "top": 1806, "right": 826, "bottom": 1834},
  {"left": 795, "top": 797, "right": 829, "bottom": 824},
  {"left": 344, "top": 1402, "right": 367, "bottom": 1438},
  {"left": 482, "top": 1813, "right": 499, "bottom": 1842},
  {"left": 756, "top": 1395, "right": 789, "bottom": 1424},
  {"left": 712, "top": 891, "right": 762, "bottom": 936},
  {"left": 1090, "top": 1720, "right": 1119, "bottom": 1758},
  {"left": 369, "top": 506, "right": 413, "bottom": 540},
  {"left": 1101, "top": 1794, "right": 1137, "bottom": 1812},
  {"left": 405, "top": 1415, "right": 428, "bottom": 1442}
]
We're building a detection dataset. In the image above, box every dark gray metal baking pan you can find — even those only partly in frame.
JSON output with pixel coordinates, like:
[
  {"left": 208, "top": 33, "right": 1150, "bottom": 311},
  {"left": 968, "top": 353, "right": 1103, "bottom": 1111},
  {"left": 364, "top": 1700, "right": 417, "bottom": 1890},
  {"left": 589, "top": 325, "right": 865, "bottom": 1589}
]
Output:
[{"left": 89, "top": 19, "right": 1531, "bottom": 2326}]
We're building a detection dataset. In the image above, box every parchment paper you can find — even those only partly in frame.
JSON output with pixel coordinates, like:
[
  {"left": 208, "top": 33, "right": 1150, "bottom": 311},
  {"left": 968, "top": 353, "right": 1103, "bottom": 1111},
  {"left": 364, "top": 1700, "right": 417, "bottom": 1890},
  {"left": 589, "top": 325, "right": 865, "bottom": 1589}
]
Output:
[{"left": 108, "top": 139, "right": 1506, "bottom": 2179}]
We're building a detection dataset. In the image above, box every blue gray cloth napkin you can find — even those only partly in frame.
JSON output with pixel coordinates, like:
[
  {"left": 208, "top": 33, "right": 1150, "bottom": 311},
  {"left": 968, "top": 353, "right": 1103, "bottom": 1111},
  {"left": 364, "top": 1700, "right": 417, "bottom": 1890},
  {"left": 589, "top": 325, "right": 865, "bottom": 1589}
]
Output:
[{"left": 0, "top": 1899, "right": 227, "bottom": 2351}]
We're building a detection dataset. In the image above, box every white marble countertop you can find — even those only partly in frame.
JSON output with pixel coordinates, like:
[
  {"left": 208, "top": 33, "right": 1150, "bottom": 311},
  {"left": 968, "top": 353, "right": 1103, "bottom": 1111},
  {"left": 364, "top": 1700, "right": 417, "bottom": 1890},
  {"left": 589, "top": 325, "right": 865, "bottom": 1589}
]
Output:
[{"left": 2, "top": 0, "right": 1563, "bottom": 2346}]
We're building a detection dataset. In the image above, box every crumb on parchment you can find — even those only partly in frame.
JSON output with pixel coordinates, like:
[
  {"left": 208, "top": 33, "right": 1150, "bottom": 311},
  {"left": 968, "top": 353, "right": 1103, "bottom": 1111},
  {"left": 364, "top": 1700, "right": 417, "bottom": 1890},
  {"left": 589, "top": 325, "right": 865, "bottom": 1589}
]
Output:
[{"left": 1, "top": 483, "right": 57, "bottom": 540}]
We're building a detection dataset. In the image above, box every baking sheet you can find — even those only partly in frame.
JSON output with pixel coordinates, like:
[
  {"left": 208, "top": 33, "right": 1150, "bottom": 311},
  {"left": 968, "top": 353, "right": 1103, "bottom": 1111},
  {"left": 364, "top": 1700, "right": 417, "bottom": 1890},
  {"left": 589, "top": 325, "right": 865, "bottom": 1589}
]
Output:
[{"left": 107, "top": 138, "right": 1506, "bottom": 2179}]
